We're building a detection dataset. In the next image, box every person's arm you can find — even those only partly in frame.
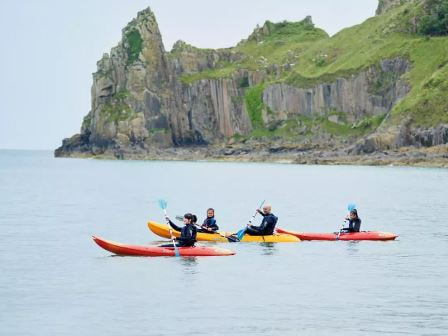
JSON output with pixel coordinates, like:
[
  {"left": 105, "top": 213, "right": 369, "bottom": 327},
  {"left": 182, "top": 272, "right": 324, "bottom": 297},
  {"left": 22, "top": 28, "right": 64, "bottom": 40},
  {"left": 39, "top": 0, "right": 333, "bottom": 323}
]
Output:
[
  {"left": 201, "top": 218, "right": 215, "bottom": 231},
  {"left": 208, "top": 218, "right": 219, "bottom": 231},
  {"left": 167, "top": 219, "right": 182, "bottom": 232}
]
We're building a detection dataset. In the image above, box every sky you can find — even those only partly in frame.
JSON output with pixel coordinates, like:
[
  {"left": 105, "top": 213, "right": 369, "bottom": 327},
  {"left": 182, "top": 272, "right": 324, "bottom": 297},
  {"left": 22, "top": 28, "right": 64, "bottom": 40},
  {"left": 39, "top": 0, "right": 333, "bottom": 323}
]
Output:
[{"left": 0, "top": 0, "right": 378, "bottom": 150}]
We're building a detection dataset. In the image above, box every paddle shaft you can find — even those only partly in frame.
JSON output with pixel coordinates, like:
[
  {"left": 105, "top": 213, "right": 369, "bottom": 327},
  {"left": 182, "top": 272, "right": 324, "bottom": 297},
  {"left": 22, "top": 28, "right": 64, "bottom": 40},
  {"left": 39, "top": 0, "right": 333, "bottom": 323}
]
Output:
[
  {"left": 337, "top": 221, "right": 346, "bottom": 240},
  {"left": 162, "top": 206, "right": 180, "bottom": 257},
  {"left": 248, "top": 200, "right": 266, "bottom": 226},
  {"left": 236, "top": 200, "right": 266, "bottom": 241}
]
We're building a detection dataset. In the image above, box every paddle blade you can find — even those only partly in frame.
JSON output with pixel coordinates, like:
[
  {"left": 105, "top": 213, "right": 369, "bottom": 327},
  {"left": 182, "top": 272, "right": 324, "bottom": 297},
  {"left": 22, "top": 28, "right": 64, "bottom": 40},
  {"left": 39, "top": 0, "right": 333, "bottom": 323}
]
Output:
[
  {"left": 347, "top": 203, "right": 357, "bottom": 211},
  {"left": 236, "top": 228, "right": 246, "bottom": 241},
  {"left": 227, "top": 235, "right": 240, "bottom": 243},
  {"left": 158, "top": 199, "right": 167, "bottom": 210}
]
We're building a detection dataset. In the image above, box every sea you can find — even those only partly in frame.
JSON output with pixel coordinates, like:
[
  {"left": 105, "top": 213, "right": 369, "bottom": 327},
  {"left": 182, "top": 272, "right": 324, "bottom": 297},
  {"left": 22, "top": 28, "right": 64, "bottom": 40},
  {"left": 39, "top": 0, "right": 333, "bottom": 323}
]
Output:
[{"left": 0, "top": 150, "right": 447, "bottom": 335}]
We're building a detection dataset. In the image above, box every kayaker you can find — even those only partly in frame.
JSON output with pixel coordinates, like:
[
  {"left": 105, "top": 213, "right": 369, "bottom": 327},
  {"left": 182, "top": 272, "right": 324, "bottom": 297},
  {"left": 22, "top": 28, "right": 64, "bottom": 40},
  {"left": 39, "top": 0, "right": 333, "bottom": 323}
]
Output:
[
  {"left": 245, "top": 204, "right": 278, "bottom": 236},
  {"left": 197, "top": 208, "right": 219, "bottom": 233},
  {"left": 341, "top": 209, "right": 361, "bottom": 233},
  {"left": 162, "top": 213, "right": 197, "bottom": 247}
]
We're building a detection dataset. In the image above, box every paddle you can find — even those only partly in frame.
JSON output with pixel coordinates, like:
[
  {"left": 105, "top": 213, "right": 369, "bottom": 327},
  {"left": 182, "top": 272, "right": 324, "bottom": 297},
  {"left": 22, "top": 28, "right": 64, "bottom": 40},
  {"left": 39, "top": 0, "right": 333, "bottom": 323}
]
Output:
[
  {"left": 158, "top": 199, "right": 180, "bottom": 257},
  {"left": 337, "top": 203, "right": 357, "bottom": 240},
  {"left": 174, "top": 215, "right": 239, "bottom": 243},
  {"left": 235, "top": 200, "right": 266, "bottom": 241}
]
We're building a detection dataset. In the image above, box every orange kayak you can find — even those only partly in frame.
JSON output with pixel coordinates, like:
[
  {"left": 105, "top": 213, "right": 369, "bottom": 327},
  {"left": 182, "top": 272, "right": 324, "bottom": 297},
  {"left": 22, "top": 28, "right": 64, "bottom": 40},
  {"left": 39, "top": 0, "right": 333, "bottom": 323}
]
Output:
[
  {"left": 276, "top": 228, "right": 397, "bottom": 241},
  {"left": 92, "top": 236, "right": 235, "bottom": 257}
]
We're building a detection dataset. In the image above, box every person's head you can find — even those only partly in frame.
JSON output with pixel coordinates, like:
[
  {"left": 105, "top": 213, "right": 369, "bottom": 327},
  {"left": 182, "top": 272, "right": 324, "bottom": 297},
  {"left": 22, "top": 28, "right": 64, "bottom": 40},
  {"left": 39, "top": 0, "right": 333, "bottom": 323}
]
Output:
[
  {"left": 207, "top": 208, "right": 215, "bottom": 218},
  {"left": 183, "top": 213, "right": 194, "bottom": 224},
  {"left": 192, "top": 214, "right": 198, "bottom": 224},
  {"left": 262, "top": 204, "right": 272, "bottom": 214},
  {"left": 349, "top": 209, "right": 358, "bottom": 219}
]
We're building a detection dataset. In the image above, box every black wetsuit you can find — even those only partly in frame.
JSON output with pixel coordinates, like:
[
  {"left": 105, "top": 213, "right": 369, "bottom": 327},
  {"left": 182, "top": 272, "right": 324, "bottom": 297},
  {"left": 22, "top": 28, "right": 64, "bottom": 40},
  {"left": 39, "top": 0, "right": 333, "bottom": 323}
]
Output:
[
  {"left": 161, "top": 220, "right": 197, "bottom": 247},
  {"left": 341, "top": 218, "right": 361, "bottom": 233},
  {"left": 245, "top": 212, "right": 278, "bottom": 236},
  {"left": 197, "top": 217, "right": 219, "bottom": 233}
]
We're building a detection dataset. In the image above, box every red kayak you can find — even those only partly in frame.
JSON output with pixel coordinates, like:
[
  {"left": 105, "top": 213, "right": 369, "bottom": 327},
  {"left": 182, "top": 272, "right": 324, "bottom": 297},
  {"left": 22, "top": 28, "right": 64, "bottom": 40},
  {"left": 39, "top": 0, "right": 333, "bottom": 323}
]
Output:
[
  {"left": 276, "top": 228, "right": 397, "bottom": 241},
  {"left": 92, "top": 236, "right": 235, "bottom": 257}
]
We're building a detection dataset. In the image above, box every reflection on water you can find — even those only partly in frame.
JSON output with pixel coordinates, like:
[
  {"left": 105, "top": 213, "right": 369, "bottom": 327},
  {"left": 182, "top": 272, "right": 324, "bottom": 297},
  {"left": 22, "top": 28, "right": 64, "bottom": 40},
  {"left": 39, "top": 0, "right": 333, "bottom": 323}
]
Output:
[
  {"left": 180, "top": 256, "right": 198, "bottom": 265},
  {"left": 260, "top": 242, "right": 278, "bottom": 255},
  {"left": 180, "top": 256, "right": 198, "bottom": 275},
  {"left": 346, "top": 241, "right": 360, "bottom": 255}
]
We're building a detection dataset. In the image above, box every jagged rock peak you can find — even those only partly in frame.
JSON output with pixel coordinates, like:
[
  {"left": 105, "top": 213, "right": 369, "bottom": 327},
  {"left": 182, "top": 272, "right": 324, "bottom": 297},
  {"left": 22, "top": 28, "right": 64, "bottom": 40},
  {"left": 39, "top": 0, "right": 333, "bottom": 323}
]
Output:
[
  {"left": 121, "top": 6, "right": 159, "bottom": 35},
  {"left": 376, "top": 0, "right": 417, "bottom": 15},
  {"left": 302, "top": 15, "right": 314, "bottom": 25},
  {"left": 136, "top": 7, "right": 155, "bottom": 18}
]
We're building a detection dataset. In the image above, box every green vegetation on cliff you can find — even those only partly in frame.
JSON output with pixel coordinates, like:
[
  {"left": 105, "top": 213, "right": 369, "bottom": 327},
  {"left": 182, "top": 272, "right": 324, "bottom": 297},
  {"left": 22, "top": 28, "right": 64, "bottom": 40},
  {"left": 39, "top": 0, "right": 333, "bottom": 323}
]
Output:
[
  {"left": 235, "top": 18, "right": 329, "bottom": 70},
  {"left": 240, "top": 113, "right": 387, "bottom": 141},
  {"left": 181, "top": 0, "right": 448, "bottom": 131},
  {"left": 244, "top": 84, "right": 266, "bottom": 129},
  {"left": 100, "top": 90, "right": 135, "bottom": 122},
  {"left": 180, "top": 65, "right": 236, "bottom": 84},
  {"left": 418, "top": 0, "right": 448, "bottom": 35},
  {"left": 125, "top": 29, "right": 143, "bottom": 65}
]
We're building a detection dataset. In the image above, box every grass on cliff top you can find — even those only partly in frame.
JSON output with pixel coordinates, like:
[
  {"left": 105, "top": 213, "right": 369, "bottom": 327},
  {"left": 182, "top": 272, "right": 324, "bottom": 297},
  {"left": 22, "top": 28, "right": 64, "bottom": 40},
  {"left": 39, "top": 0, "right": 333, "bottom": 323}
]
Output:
[
  {"left": 272, "top": 3, "right": 448, "bottom": 125},
  {"left": 181, "top": 2, "right": 448, "bottom": 127},
  {"left": 234, "top": 19, "right": 329, "bottom": 70},
  {"left": 179, "top": 19, "right": 328, "bottom": 84}
]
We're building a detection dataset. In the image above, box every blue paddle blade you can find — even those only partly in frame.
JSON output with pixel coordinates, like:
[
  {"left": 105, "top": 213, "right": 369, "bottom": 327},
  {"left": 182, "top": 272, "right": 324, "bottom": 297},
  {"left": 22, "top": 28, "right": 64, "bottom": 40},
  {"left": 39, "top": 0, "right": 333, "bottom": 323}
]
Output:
[
  {"left": 236, "top": 228, "right": 246, "bottom": 241},
  {"left": 347, "top": 203, "right": 357, "bottom": 211},
  {"left": 158, "top": 199, "right": 167, "bottom": 210}
]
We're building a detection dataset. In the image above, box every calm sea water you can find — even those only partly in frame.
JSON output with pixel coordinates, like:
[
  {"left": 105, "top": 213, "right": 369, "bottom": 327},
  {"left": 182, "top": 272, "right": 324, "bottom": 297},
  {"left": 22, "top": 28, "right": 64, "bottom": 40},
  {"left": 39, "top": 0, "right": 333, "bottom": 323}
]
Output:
[{"left": 0, "top": 150, "right": 447, "bottom": 335}]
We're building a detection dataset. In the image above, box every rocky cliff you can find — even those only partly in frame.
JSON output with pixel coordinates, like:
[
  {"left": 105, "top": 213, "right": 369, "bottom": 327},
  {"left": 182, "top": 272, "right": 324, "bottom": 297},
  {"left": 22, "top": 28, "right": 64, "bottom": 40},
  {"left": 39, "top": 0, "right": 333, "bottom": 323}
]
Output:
[
  {"left": 55, "top": 0, "right": 448, "bottom": 166},
  {"left": 376, "top": 0, "right": 417, "bottom": 15}
]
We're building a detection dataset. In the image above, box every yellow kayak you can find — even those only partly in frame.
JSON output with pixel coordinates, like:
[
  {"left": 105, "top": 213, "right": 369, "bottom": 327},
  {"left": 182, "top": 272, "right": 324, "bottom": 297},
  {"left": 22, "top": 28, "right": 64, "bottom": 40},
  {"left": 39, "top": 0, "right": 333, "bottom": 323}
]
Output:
[{"left": 147, "top": 220, "right": 300, "bottom": 243}]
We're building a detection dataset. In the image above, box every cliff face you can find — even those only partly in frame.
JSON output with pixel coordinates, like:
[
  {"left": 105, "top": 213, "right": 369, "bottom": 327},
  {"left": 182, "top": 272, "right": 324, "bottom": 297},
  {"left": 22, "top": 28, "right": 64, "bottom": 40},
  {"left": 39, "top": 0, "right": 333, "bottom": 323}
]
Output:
[
  {"left": 58, "top": 8, "right": 254, "bottom": 156},
  {"left": 376, "top": 0, "right": 416, "bottom": 15},
  {"left": 263, "top": 58, "right": 409, "bottom": 122},
  {"left": 56, "top": 1, "right": 448, "bottom": 161}
]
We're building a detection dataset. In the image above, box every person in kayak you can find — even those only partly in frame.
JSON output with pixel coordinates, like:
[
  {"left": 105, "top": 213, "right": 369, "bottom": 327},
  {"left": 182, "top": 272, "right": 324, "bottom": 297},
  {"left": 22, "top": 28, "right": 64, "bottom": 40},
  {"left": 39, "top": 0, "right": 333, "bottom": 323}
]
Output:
[
  {"left": 245, "top": 204, "right": 278, "bottom": 236},
  {"left": 341, "top": 209, "right": 361, "bottom": 233},
  {"left": 197, "top": 208, "right": 219, "bottom": 233},
  {"left": 161, "top": 213, "right": 197, "bottom": 247}
]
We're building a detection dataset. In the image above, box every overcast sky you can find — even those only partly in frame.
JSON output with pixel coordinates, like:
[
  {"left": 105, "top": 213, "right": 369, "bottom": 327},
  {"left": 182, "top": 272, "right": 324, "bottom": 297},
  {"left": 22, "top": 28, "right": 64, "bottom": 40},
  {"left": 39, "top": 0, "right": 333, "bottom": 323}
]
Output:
[{"left": 0, "top": 0, "right": 378, "bottom": 150}]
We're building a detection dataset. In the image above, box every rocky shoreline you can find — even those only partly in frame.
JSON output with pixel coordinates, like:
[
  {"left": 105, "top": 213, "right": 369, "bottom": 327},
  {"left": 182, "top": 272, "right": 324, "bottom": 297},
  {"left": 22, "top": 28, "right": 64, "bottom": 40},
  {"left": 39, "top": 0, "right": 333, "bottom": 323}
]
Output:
[{"left": 55, "top": 143, "right": 448, "bottom": 168}]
